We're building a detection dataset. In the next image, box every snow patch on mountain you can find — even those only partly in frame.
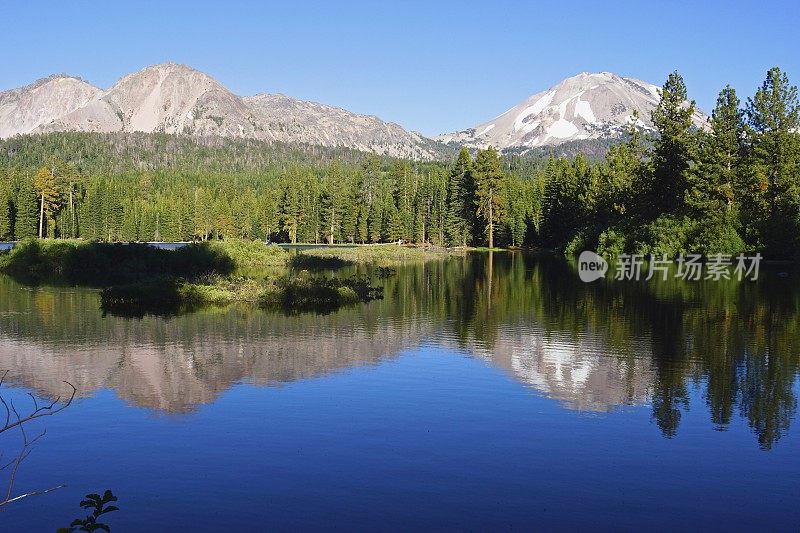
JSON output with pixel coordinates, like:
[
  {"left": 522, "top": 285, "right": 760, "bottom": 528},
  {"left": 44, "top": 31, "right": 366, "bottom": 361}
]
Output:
[
  {"left": 513, "top": 90, "right": 555, "bottom": 132},
  {"left": 574, "top": 99, "right": 596, "bottom": 123},
  {"left": 548, "top": 119, "right": 579, "bottom": 139},
  {"left": 477, "top": 123, "right": 495, "bottom": 136}
]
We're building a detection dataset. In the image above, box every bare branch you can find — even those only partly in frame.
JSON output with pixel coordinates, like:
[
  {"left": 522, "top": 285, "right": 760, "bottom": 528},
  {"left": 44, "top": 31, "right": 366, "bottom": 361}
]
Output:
[
  {"left": 0, "top": 381, "right": 76, "bottom": 435},
  {"left": 0, "top": 485, "right": 66, "bottom": 508},
  {"left": 0, "top": 375, "right": 76, "bottom": 509},
  {"left": 1, "top": 395, "right": 9, "bottom": 430}
]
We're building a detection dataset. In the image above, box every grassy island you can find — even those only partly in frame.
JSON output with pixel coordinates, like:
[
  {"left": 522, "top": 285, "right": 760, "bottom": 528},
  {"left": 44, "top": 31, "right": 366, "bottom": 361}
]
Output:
[{"left": 0, "top": 240, "right": 409, "bottom": 316}]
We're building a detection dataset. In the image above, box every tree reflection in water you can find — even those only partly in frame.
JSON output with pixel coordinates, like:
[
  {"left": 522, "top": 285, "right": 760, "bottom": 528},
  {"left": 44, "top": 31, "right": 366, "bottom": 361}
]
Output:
[{"left": 0, "top": 251, "right": 798, "bottom": 449}]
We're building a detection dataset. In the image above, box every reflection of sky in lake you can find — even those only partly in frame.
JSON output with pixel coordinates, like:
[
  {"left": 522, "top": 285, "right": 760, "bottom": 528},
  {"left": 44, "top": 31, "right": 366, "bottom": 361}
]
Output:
[
  {"left": 4, "top": 349, "right": 798, "bottom": 531},
  {"left": 1, "top": 252, "right": 799, "bottom": 530}
]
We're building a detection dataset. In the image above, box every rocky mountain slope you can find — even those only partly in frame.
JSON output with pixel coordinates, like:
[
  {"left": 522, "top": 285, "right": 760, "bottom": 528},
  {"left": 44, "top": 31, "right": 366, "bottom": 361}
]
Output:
[
  {"left": 437, "top": 72, "right": 708, "bottom": 150},
  {"left": 0, "top": 75, "right": 102, "bottom": 138},
  {"left": 0, "top": 63, "right": 438, "bottom": 159}
]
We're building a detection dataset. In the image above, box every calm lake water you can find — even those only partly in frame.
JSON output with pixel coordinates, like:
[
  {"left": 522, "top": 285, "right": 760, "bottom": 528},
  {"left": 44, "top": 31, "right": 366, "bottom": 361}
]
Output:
[{"left": 1, "top": 252, "right": 799, "bottom": 530}]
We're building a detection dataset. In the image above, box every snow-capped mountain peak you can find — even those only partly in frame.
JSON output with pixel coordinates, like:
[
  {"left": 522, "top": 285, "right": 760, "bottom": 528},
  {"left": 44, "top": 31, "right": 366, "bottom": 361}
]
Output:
[{"left": 437, "top": 72, "right": 707, "bottom": 150}]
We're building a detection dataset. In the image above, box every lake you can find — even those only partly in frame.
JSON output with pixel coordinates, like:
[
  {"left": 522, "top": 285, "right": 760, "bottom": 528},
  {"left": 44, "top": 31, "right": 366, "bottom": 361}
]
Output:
[{"left": 1, "top": 252, "right": 799, "bottom": 530}]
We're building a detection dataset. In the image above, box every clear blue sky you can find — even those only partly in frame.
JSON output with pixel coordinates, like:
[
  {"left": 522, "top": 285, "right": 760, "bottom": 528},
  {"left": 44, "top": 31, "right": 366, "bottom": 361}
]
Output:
[{"left": 2, "top": 0, "right": 798, "bottom": 136}]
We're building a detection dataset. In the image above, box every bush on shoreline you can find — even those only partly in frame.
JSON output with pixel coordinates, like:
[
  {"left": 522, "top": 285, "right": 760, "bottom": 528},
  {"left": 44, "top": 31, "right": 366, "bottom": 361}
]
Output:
[{"left": 0, "top": 239, "right": 288, "bottom": 285}]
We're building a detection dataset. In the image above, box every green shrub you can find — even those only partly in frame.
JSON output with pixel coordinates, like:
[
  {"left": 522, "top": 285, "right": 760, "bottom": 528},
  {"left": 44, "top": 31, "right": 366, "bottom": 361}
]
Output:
[
  {"left": 688, "top": 220, "right": 747, "bottom": 256},
  {"left": 289, "top": 253, "right": 353, "bottom": 270},
  {"left": 563, "top": 229, "right": 592, "bottom": 256},
  {"left": 259, "top": 274, "right": 383, "bottom": 314},
  {"left": 632, "top": 215, "right": 696, "bottom": 257},
  {"left": 206, "top": 240, "right": 287, "bottom": 271},
  {"left": 178, "top": 283, "right": 234, "bottom": 306},
  {"left": 596, "top": 228, "right": 628, "bottom": 258},
  {"left": 0, "top": 240, "right": 237, "bottom": 285}
]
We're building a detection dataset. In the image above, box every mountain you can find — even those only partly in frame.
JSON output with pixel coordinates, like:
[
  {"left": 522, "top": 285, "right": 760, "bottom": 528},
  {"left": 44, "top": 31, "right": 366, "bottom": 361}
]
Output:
[
  {"left": 437, "top": 72, "right": 708, "bottom": 150},
  {"left": 0, "top": 63, "right": 439, "bottom": 159},
  {"left": 0, "top": 75, "right": 102, "bottom": 138}
]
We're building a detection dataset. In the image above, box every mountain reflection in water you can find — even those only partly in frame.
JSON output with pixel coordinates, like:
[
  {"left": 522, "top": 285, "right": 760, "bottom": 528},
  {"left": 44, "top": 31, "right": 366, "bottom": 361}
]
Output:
[{"left": 2, "top": 252, "right": 798, "bottom": 450}]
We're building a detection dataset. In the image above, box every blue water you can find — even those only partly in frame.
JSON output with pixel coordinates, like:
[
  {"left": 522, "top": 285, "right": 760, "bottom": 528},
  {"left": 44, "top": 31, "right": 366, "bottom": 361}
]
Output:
[
  {"left": 4, "top": 349, "right": 797, "bottom": 531},
  {"left": 1, "top": 253, "right": 799, "bottom": 530}
]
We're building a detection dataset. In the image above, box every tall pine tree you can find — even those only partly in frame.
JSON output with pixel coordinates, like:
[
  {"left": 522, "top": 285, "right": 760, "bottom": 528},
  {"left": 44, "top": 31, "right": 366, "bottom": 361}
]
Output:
[
  {"left": 686, "top": 86, "right": 743, "bottom": 216},
  {"left": 14, "top": 178, "right": 39, "bottom": 240},
  {"left": 0, "top": 173, "right": 11, "bottom": 240},
  {"left": 446, "top": 147, "right": 474, "bottom": 247},
  {"left": 650, "top": 71, "right": 698, "bottom": 214},
  {"left": 473, "top": 147, "right": 506, "bottom": 249},
  {"left": 33, "top": 166, "right": 62, "bottom": 238},
  {"left": 684, "top": 86, "right": 746, "bottom": 253},
  {"left": 744, "top": 67, "right": 800, "bottom": 256}
]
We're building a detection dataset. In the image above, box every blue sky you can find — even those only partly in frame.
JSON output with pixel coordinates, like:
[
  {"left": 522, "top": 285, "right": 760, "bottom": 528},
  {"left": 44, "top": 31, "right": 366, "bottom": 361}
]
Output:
[{"left": 2, "top": 0, "right": 798, "bottom": 136}]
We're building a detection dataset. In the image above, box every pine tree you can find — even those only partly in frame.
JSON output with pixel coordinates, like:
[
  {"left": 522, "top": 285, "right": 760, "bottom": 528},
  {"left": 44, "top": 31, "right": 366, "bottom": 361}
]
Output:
[
  {"left": 650, "top": 71, "right": 698, "bottom": 214},
  {"left": 387, "top": 201, "right": 404, "bottom": 242},
  {"left": 473, "top": 147, "right": 506, "bottom": 248},
  {"left": 33, "top": 166, "right": 62, "bottom": 238},
  {"left": 429, "top": 168, "right": 449, "bottom": 245},
  {"left": 14, "top": 178, "right": 39, "bottom": 240},
  {"left": 360, "top": 154, "right": 380, "bottom": 208},
  {"left": 322, "top": 161, "right": 344, "bottom": 244},
  {"left": 356, "top": 203, "right": 369, "bottom": 244},
  {"left": 338, "top": 173, "right": 358, "bottom": 244},
  {"left": 257, "top": 190, "right": 279, "bottom": 243},
  {"left": 389, "top": 161, "right": 414, "bottom": 241},
  {"left": 540, "top": 156, "right": 590, "bottom": 247},
  {"left": 446, "top": 147, "right": 474, "bottom": 247},
  {"left": 686, "top": 86, "right": 743, "bottom": 218},
  {"left": 368, "top": 199, "right": 384, "bottom": 243},
  {"left": 105, "top": 184, "right": 124, "bottom": 241},
  {"left": 297, "top": 170, "right": 321, "bottom": 243},
  {"left": 81, "top": 180, "right": 103, "bottom": 240},
  {"left": 180, "top": 191, "right": 196, "bottom": 241},
  {"left": 194, "top": 188, "right": 215, "bottom": 240},
  {"left": 681, "top": 86, "right": 748, "bottom": 254},
  {"left": 0, "top": 175, "right": 11, "bottom": 240},
  {"left": 280, "top": 176, "right": 301, "bottom": 244},
  {"left": 597, "top": 113, "right": 645, "bottom": 222},
  {"left": 213, "top": 197, "right": 235, "bottom": 241},
  {"left": 744, "top": 67, "right": 800, "bottom": 256},
  {"left": 54, "top": 159, "right": 81, "bottom": 239},
  {"left": 503, "top": 176, "right": 529, "bottom": 246}
]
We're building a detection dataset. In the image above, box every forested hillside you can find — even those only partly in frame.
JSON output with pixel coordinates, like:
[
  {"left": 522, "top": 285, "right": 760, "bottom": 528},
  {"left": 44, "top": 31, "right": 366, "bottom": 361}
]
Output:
[
  {"left": 0, "top": 132, "right": 536, "bottom": 246},
  {"left": 1, "top": 68, "right": 799, "bottom": 257}
]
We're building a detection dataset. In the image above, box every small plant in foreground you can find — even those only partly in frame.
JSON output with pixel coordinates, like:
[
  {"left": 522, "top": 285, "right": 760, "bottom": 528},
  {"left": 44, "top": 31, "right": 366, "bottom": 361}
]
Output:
[{"left": 57, "top": 490, "right": 119, "bottom": 532}]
